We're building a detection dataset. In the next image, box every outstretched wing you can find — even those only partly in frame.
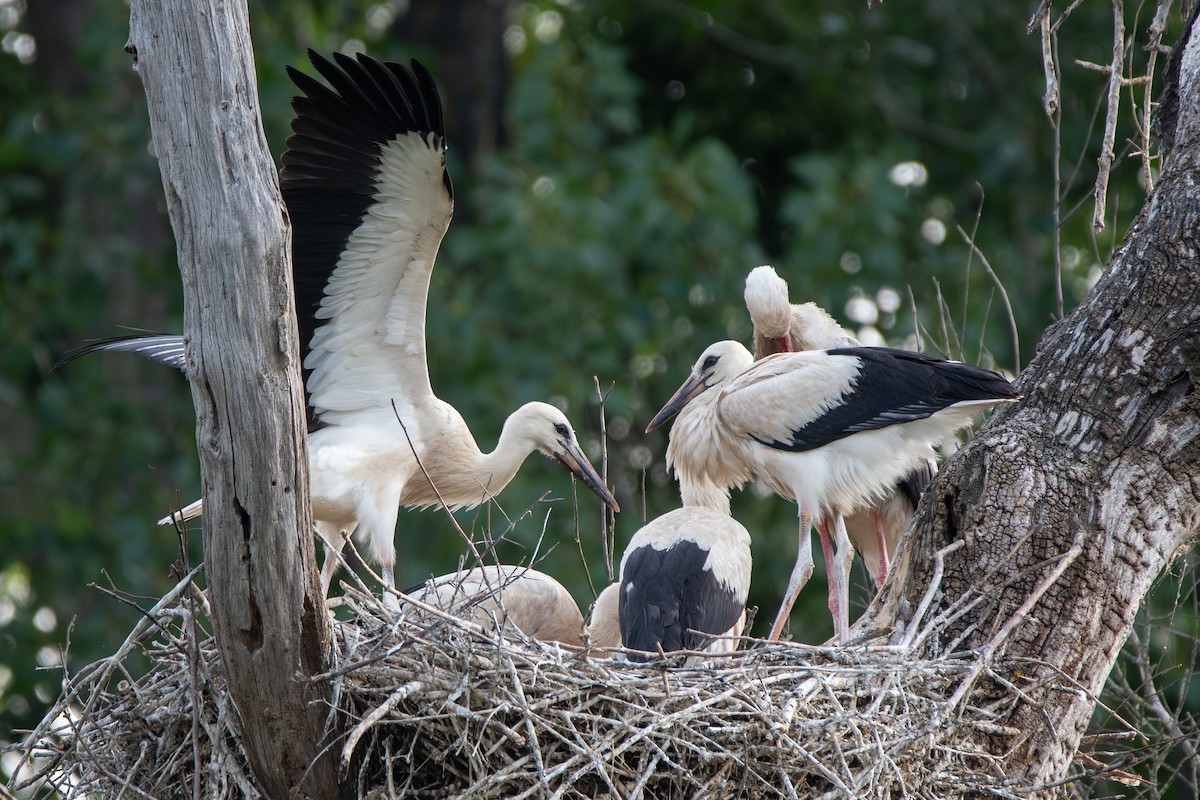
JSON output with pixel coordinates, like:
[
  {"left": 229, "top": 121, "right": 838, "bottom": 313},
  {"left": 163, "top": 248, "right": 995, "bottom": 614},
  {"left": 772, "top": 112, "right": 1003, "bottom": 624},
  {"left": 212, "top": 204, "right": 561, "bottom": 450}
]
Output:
[{"left": 282, "top": 50, "right": 454, "bottom": 427}]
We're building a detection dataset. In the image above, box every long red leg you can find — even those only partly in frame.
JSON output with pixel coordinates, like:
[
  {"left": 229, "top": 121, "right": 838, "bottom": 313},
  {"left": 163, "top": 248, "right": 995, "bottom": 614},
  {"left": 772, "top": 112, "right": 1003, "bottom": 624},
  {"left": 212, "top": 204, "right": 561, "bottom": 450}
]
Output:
[
  {"left": 817, "top": 518, "right": 839, "bottom": 632},
  {"left": 831, "top": 514, "right": 854, "bottom": 642}
]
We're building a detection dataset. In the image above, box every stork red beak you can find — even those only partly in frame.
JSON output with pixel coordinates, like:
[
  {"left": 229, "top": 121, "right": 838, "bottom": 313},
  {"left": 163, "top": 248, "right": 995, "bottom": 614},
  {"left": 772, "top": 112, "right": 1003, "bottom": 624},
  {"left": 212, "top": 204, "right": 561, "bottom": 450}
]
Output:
[
  {"left": 555, "top": 442, "right": 620, "bottom": 513},
  {"left": 645, "top": 372, "right": 707, "bottom": 432}
]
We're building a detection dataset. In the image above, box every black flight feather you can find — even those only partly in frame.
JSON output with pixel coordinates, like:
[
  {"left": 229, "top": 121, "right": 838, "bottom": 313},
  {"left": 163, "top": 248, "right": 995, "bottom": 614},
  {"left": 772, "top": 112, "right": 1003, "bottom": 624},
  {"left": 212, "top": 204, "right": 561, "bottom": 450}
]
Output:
[
  {"left": 56, "top": 333, "right": 188, "bottom": 374},
  {"left": 61, "top": 52, "right": 453, "bottom": 432},
  {"left": 898, "top": 459, "right": 937, "bottom": 511}
]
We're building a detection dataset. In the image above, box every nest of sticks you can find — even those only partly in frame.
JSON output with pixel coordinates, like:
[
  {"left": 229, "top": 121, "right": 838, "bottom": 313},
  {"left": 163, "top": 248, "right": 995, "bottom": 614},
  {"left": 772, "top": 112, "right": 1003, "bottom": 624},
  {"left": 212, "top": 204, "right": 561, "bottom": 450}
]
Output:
[{"left": 8, "top": 564, "right": 1122, "bottom": 800}]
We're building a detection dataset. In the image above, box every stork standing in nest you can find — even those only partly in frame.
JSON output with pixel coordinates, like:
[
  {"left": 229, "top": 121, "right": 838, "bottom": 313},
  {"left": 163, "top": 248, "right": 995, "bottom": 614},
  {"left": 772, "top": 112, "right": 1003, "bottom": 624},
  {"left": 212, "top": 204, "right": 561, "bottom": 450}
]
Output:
[
  {"left": 63, "top": 51, "right": 619, "bottom": 597},
  {"left": 646, "top": 340, "right": 1017, "bottom": 643},
  {"left": 744, "top": 265, "right": 936, "bottom": 639}
]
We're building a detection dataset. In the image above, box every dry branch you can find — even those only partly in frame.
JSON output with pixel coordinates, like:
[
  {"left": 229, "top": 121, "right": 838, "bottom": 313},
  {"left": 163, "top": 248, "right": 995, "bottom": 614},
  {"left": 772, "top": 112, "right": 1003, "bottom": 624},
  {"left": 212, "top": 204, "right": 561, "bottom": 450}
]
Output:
[
  {"left": 7, "top": 566, "right": 1178, "bottom": 800},
  {"left": 1093, "top": 0, "right": 1127, "bottom": 233}
]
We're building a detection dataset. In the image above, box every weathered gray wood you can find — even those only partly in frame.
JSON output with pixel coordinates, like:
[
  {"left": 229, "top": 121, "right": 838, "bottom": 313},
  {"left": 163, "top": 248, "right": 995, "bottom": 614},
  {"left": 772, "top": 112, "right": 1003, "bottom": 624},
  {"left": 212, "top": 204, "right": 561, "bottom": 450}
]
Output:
[
  {"left": 866, "top": 7, "right": 1200, "bottom": 790},
  {"left": 126, "top": 3, "right": 343, "bottom": 798}
]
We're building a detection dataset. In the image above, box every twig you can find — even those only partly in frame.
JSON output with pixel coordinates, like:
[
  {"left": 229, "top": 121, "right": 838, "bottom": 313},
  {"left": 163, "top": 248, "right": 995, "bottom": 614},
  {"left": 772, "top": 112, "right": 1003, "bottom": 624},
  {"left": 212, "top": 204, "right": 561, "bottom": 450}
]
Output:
[
  {"left": 595, "top": 376, "right": 617, "bottom": 585},
  {"left": 1049, "top": 0, "right": 1090, "bottom": 34},
  {"left": 341, "top": 681, "right": 424, "bottom": 768},
  {"left": 955, "top": 224, "right": 1021, "bottom": 374},
  {"left": 1039, "top": 2, "right": 1067, "bottom": 321},
  {"left": 1074, "top": 60, "right": 1152, "bottom": 83},
  {"left": 1038, "top": 2, "right": 1059, "bottom": 116},
  {"left": 1093, "top": 0, "right": 1126, "bottom": 233},
  {"left": 903, "top": 540, "right": 964, "bottom": 649},
  {"left": 1138, "top": 0, "right": 1173, "bottom": 192}
]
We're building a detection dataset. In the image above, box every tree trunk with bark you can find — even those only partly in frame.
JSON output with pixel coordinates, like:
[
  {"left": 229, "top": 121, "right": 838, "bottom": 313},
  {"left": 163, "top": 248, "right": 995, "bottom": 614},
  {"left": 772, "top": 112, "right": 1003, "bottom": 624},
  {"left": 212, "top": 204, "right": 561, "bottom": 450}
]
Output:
[
  {"left": 126, "top": 2, "right": 343, "bottom": 798},
  {"left": 866, "top": 6, "right": 1200, "bottom": 791}
]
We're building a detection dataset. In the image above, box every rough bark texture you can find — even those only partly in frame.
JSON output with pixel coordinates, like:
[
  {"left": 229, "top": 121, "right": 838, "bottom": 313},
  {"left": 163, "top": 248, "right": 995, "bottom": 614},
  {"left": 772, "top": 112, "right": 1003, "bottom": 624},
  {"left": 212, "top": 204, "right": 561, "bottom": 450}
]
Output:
[
  {"left": 866, "top": 8, "right": 1200, "bottom": 791},
  {"left": 126, "top": 3, "right": 342, "bottom": 798}
]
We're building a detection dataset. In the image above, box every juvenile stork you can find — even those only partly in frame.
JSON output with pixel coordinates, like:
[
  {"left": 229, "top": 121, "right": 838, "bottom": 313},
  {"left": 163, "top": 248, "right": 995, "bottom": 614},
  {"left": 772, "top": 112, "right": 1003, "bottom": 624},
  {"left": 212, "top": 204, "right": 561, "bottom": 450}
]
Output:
[
  {"left": 584, "top": 583, "right": 622, "bottom": 649},
  {"left": 584, "top": 496, "right": 751, "bottom": 662},
  {"left": 64, "top": 51, "right": 619, "bottom": 597},
  {"left": 646, "top": 340, "right": 1017, "bottom": 643},
  {"left": 404, "top": 565, "right": 584, "bottom": 646},
  {"left": 744, "top": 265, "right": 937, "bottom": 639}
]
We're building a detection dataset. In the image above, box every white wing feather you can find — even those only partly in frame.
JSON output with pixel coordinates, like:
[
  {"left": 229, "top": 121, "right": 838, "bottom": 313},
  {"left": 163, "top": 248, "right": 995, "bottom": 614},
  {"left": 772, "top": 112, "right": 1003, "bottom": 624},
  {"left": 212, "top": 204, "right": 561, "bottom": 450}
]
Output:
[
  {"left": 304, "top": 131, "right": 452, "bottom": 426},
  {"left": 717, "top": 352, "right": 861, "bottom": 446}
]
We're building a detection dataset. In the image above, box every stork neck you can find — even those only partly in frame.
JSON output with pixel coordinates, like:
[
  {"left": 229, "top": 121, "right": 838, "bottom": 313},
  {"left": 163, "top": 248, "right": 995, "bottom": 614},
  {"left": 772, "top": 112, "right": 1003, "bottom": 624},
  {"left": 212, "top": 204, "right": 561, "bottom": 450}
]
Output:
[
  {"left": 678, "top": 478, "right": 732, "bottom": 515},
  {"left": 474, "top": 419, "right": 537, "bottom": 491},
  {"left": 666, "top": 389, "right": 752, "bottom": 498}
]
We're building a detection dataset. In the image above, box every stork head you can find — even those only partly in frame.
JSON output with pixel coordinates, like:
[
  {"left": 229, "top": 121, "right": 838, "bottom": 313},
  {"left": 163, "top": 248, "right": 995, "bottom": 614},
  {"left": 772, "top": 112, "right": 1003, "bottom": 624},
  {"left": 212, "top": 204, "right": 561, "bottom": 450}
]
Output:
[
  {"left": 512, "top": 402, "right": 620, "bottom": 513},
  {"left": 744, "top": 265, "right": 792, "bottom": 340},
  {"left": 645, "top": 341, "right": 753, "bottom": 432}
]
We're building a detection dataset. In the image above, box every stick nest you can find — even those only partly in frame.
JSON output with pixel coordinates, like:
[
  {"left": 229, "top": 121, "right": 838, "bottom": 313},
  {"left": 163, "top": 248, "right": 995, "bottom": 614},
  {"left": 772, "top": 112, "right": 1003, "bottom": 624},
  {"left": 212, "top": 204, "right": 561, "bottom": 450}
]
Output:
[{"left": 7, "top": 568, "right": 1085, "bottom": 799}]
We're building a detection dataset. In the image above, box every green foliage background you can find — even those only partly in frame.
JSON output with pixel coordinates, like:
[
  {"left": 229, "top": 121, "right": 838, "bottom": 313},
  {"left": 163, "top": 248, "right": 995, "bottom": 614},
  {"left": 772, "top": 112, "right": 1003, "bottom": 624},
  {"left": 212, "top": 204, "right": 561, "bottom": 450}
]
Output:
[{"left": 1, "top": 0, "right": 1188, "bottom": 790}]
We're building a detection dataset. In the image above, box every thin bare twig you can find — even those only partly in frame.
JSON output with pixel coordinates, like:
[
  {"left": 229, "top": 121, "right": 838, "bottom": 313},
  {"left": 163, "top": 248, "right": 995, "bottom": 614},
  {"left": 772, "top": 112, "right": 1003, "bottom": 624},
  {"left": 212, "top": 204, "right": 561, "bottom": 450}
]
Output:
[
  {"left": 903, "top": 540, "right": 965, "bottom": 649},
  {"left": 1137, "top": 0, "right": 1174, "bottom": 192},
  {"left": 1039, "top": 3, "right": 1060, "bottom": 116},
  {"left": 946, "top": 531, "right": 1086, "bottom": 712},
  {"left": 955, "top": 224, "right": 1021, "bottom": 374},
  {"left": 1093, "top": 0, "right": 1127, "bottom": 233}
]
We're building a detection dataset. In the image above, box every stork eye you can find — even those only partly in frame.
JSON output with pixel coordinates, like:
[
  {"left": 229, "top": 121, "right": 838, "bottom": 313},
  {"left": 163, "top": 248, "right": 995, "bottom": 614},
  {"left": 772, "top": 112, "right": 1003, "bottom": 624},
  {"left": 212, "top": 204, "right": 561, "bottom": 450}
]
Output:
[
  {"left": 554, "top": 423, "right": 569, "bottom": 437},
  {"left": 702, "top": 355, "right": 719, "bottom": 370}
]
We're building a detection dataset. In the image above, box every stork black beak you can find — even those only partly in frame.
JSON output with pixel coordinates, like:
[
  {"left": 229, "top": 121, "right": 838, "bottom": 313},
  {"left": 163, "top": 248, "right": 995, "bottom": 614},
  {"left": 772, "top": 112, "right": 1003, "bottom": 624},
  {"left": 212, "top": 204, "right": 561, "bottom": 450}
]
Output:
[
  {"left": 645, "top": 372, "right": 707, "bottom": 432},
  {"left": 555, "top": 442, "right": 620, "bottom": 513}
]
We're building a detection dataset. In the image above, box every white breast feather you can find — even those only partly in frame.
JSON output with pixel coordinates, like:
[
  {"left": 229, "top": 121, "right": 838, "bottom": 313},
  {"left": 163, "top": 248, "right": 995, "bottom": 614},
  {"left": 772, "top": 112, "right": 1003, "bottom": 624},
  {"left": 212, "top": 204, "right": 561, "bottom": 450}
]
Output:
[{"left": 666, "top": 395, "right": 753, "bottom": 493}]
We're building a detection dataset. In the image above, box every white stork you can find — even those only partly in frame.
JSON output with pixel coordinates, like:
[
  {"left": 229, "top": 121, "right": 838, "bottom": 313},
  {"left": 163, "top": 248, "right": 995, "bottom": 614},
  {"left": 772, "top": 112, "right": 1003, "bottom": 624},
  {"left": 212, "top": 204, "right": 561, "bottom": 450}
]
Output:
[
  {"left": 744, "top": 265, "right": 937, "bottom": 639},
  {"left": 646, "top": 340, "right": 1017, "bottom": 643},
  {"left": 63, "top": 51, "right": 619, "bottom": 597},
  {"left": 404, "top": 565, "right": 584, "bottom": 646},
  {"left": 584, "top": 496, "right": 751, "bottom": 662}
]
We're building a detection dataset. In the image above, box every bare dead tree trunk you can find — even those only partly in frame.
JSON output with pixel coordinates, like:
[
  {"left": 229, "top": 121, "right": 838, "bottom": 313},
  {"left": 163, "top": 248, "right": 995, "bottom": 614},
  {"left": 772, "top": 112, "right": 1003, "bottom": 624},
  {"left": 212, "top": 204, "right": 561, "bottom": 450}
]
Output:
[
  {"left": 126, "top": 3, "right": 343, "bottom": 798},
  {"left": 866, "top": 6, "right": 1200, "bottom": 791}
]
